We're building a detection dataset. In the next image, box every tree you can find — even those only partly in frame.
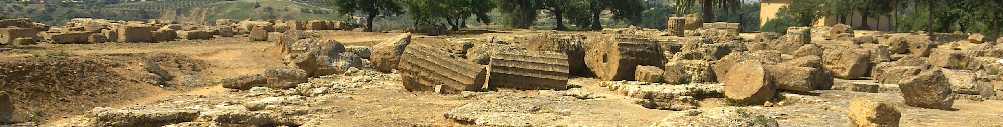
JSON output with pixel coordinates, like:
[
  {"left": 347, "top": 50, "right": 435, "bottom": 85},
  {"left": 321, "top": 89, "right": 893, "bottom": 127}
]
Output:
[
  {"left": 761, "top": 0, "right": 825, "bottom": 33},
  {"left": 405, "top": 0, "right": 496, "bottom": 31},
  {"left": 582, "top": 0, "right": 644, "bottom": 30},
  {"left": 498, "top": 0, "right": 542, "bottom": 29},
  {"left": 698, "top": 0, "right": 740, "bottom": 22},
  {"left": 332, "top": 0, "right": 404, "bottom": 32}
]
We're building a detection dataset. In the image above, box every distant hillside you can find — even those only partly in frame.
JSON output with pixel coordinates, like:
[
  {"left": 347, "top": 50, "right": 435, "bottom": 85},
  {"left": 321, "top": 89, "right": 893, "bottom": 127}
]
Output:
[{"left": 1, "top": 0, "right": 349, "bottom": 25}]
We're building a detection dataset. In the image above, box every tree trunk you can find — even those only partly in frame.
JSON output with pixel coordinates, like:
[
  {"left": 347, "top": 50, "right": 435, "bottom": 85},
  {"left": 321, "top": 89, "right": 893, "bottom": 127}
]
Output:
[
  {"left": 590, "top": 0, "right": 602, "bottom": 31},
  {"left": 701, "top": 0, "right": 714, "bottom": 22},
  {"left": 554, "top": 7, "right": 567, "bottom": 31},
  {"left": 448, "top": 17, "right": 460, "bottom": 31},
  {"left": 862, "top": 13, "right": 870, "bottom": 30},
  {"left": 461, "top": 17, "right": 468, "bottom": 28},
  {"left": 365, "top": 13, "right": 376, "bottom": 32},
  {"left": 926, "top": 0, "right": 933, "bottom": 32}
]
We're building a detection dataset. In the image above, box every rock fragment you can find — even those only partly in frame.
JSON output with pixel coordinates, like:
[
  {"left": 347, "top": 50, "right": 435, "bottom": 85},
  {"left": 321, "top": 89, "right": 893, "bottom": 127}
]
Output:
[
  {"left": 898, "top": 69, "right": 955, "bottom": 110},
  {"left": 848, "top": 97, "right": 901, "bottom": 127},
  {"left": 370, "top": 33, "right": 412, "bottom": 73},
  {"left": 635, "top": 65, "right": 664, "bottom": 83}
]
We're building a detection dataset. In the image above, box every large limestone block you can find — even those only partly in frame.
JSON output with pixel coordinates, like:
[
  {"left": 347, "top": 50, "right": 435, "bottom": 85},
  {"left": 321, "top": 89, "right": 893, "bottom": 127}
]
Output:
[
  {"left": 765, "top": 65, "right": 831, "bottom": 93},
  {"left": 823, "top": 48, "right": 871, "bottom": 79},
  {"left": 488, "top": 51, "right": 571, "bottom": 90},
  {"left": 848, "top": 97, "right": 901, "bottom": 127},
  {"left": 898, "top": 69, "right": 955, "bottom": 110},
  {"left": 371, "top": 33, "right": 412, "bottom": 73},
  {"left": 117, "top": 24, "right": 154, "bottom": 43},
  {"left": 635, "top": 65, "right": 664, "bottom": 83},
  {"left": 723, "top": 61, "right": 776, "bottom": 105},
  {"left": 585, "top": 36, "right": 664, "bottom": 81},
  {"left": 399, "top": 44, "right": 487, "bottom": 94}
]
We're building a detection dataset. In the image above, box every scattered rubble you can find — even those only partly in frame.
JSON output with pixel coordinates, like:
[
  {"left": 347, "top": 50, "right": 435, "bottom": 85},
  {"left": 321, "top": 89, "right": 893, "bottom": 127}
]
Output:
[{"left": 222, "top": 67, "right": 308, "bottom": 90}]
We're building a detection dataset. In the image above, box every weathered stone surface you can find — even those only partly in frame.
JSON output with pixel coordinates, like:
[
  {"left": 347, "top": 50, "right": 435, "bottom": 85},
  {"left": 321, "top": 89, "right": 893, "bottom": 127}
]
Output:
[
  {"left": 216, "top": 27, "right": 234, "bottom": 37},
  {"left": 44, "top": 31, "right": 90, "bottom": 44},
  {"left": 968, "top": 33, "right": 985, "bottom": 44},
  {"left": 0, "top": 91, "right": 11, "bottom": 124},
  {"left": 666, "top": 17, "right": 685, "bottom": 37},
  {"left": 883, "top": 35, "right": 909, "bottom": 54},
  {"left": 723, "top": 61, "right": 776, "bottom": 105},
  {"left": 89, "top": 107, "right": 199, "bottom": 127},
  {"left": 260, "top": 67, "right": 309, "bottom": 89},
  {"left": 604, "top": 81, "right": 722, "bottom": 110},
  {"left": 683, "top": 14, "right": 702, "bottom": 30},
  {"left": 848, "top": 97, "right": 901, "bottom": 127},
  {"left": 249, "top": 25, "right": 268, "bottom": 41},
  {"left": 823, "top": 48, "right": 871, "bottom": 79},
  {"left": 928, "top": 48, "right": 972, "bottom": 69},
  {"left": 714, "top": 51, "right": 782, "bottom": 83},
  {"left": 196, "top": 105, "right": 298, "bottom": 126},
  {"left": 443, "top": 95, "right": 580, "bottom": 126},
  {"left": 399, "top": 44, "right": 487, "bottom": 94},
  {"left": 152, "top": 29, "right": 177, "bottom": 42},
  {"left": 286, "top": 39, "right": 349, "bottom": 77},
  {"left": 876, "top": 66, "right": 924, "bottom": 84},
  {"left": 222, "top": 68, "right": 308, "bottom": 90},
  {"left": 664, "top": 60, "right": 715, "bottom": 84},
  {"left": 793, "top": 44, "right": 824, "bottom": 57},
  {"left": 177, "top": 30, "right": 213, "bottom": 40},
  {"left": 117, "top": 24, "right": 154, "bottom": 43},
  {"left": 87, "top": 33, "right": 107, "bottom": 43},
  {"left": 0, "top": 27, "right": 37, "bottom": 45},
  {"left": 635, "top": 65, "right": 664, "bottom": 83},
  {"left": 345, "top": 46, "right": 372, "bottom": 59},
  {"left": 524, "top": 33, "right": 589, "bottom": 76},
  {"left": 862, "top": 44, "right": 893, "bottom": 64},
  {"left": 906, "top": 35, "right": 933, "bottom": 57},
  {"left": 783, "top": 56, "right": 825, "bottom": 69},
  {"left": 662, "top": 62, "right": 688, "bottom": 84},
  {"left": 898, "top": 69, "right": 955, "bottom": 110},
  {"left": 765, "top": 65, "right": 830, "bottom": 93},
  {"left": 488, "top": 51, "right": 570, "bottom": 90},
  {"left": 651, "top": 107, "right": 779, "bottom": 127},
  {"left": 222, "top": 75, "right": 266, "bottom": 90},
  {"left": 371, "top": 33, "right": 412, "bottom": 73},
  {"left": 585, "top": 36, "right": 664, "bottom": 81},
  {"left": 785, "top": 27, "right": 811, "bottom": 45},
  {"left": 849, "top": 83, "right": 880, "bottom": 93},
  {"left": 941, "top": 69, "right": 995, "bottom": 96},
  {"left": 703, "top": 22, "right": 741, "bottom": 37},
  {"left": 11, "top": 37, "right": 34, "bottom": 45},
  {"left": 829, "top": 24, "right": 853, "bottom": 40}
]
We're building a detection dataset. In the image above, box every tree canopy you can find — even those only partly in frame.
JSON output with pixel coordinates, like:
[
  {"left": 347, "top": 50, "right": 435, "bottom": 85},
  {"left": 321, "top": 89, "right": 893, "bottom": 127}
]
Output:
[{"left": 331, "top": 0, "right": 403, "bottom": 32}]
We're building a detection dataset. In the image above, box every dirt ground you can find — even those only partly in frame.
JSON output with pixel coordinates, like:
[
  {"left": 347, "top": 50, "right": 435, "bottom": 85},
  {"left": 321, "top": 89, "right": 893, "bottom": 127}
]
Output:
[{"left": 0, "top": 30, "right": 1001, "bottom": 126}]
